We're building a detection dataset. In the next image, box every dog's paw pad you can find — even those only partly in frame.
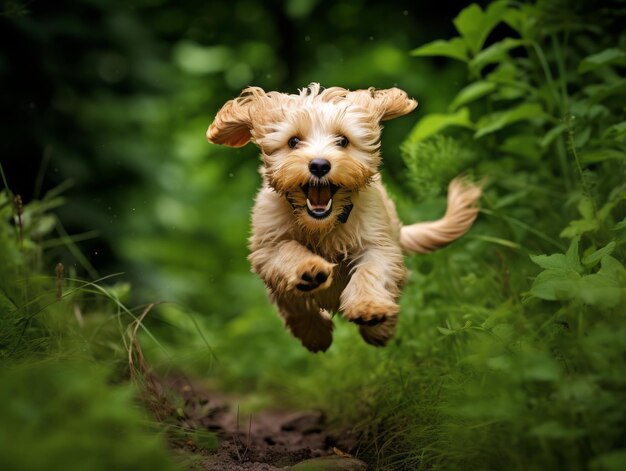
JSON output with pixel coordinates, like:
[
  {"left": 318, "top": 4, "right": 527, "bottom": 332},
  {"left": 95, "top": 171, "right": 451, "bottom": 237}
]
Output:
[
  {"left": 296, "top": 269, "right": 330, "bottom": 292},
  {"left": 300, "top": 272, "right": 314, "bottom": 283},
  {"left": 315, "top": 272, "right": 328, "bottom": 283},
  {"left": 296, "top": 280, "right": 316, "bottom": 292},
  {"left": 352, "top": 314, "right": 387, "bottom": 326},
  {"left": 293, "top": 261, "right": 333, "bottom": 293}
]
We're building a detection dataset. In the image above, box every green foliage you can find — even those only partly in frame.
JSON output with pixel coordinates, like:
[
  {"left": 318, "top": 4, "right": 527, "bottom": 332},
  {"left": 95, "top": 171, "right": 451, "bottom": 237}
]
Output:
[
  {"left": 352, "top": 0, "right": 626, "bottom": 468},
  {"left": 0, "top": 186, "right": 179, "bottom": 470},
  {"left": 402, "top": 135, "right": 476, "bottom": 199},
  {"left": 405, "top": 108, "right": 473, "bottom": 144},
  {"left": 0, "top": 362, "right": 175, "bottom": 471},
  {"left": 2, "top": 1, "right": 625, "bottom": 470},
  {"left": 530, "top": 237, "right": 626, "bottom": 307}
]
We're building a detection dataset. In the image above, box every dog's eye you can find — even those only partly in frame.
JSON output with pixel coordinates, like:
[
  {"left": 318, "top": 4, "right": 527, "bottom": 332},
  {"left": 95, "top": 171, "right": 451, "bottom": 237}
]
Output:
[
  {"left": 337, "top": 136, "right": 349, "bottom": 148},
  {"left": 288, "top": 137, "right": 301, "bottom": 149}
]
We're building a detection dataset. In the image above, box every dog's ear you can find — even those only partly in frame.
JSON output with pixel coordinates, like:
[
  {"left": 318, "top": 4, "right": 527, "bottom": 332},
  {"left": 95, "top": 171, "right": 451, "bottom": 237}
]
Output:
[
  {"left": 206, "top": 87, "right": 266, "bottom": 147},
  {"left": 347, "top": 87, "right": 417, "bottom": 121},
  {"left": 371, "top": 88, "right": 418, "bottom": 121}
]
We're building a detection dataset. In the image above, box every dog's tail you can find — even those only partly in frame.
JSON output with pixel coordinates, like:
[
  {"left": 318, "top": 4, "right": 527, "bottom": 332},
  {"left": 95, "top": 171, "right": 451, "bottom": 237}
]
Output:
[{"left": 400, "top": 178, "right": 482, "bottom": 254}]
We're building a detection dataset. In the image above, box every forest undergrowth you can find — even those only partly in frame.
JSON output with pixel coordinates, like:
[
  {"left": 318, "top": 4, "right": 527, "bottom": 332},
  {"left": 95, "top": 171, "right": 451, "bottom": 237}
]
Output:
[
  {"left": 1, "top": 1, "right": 625, "bottom": 470},
  {"left": 209, "top": 2, "right": 625, "bottom": 470},
  {"left": 282, "top": 2, "right": 626, "bottom": 469}
]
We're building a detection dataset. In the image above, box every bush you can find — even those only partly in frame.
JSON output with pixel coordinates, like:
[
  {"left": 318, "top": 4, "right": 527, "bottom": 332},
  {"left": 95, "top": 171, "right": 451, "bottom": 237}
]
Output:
[{"left": 0, "top": 184, "right": 178, "bottom": 471}]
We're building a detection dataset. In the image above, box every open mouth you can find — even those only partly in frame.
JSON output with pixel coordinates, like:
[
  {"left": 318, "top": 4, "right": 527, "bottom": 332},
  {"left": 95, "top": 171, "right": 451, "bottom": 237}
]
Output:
[{"left": 301, "top": 183, "right": 339, "bottom": 219}]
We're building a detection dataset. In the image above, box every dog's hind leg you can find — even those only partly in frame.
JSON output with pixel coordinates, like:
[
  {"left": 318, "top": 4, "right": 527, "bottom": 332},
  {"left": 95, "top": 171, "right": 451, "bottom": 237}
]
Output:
[
  {"left": 358, "top": 315, "right": 398, "bottom": 347},
  {"left": 277, "top": 299, "right": 334, "bottom": 353},
  {"left": 339, "top": 242, "right": 406, "bottom": 347}
]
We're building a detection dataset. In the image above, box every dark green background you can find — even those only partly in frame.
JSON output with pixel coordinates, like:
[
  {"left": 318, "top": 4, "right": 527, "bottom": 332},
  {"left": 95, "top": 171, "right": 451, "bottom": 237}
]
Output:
[{"left": 0, "top": 0, "right": 470, "bottom": 316}]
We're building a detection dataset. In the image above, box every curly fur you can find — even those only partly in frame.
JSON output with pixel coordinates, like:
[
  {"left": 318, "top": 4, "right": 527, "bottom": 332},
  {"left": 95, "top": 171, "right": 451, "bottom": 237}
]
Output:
[{"left": 207, "top": 83, "right": 481, "bottom": 352}]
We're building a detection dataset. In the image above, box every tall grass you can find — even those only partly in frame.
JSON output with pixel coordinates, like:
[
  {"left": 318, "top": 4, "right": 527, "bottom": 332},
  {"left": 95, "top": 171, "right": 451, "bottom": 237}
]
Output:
[{"left": 0, "top": 172, "right": 181, "bottom": 470}]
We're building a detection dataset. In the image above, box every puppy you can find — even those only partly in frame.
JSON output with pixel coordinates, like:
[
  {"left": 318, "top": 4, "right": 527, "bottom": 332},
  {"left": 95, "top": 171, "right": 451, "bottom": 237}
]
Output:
[{"left": 207, "top": 83, "right": 480, "bottom": 352}]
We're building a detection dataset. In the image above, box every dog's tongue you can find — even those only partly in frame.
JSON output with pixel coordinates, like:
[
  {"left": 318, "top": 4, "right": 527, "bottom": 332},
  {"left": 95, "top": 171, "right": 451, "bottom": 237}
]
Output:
[{"left": 308, "top": 185, "right": 332, "bottom": 207}]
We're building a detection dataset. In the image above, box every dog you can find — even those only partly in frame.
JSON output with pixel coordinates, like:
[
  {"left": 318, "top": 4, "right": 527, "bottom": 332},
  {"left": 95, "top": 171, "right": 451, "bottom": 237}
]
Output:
[{"left": 206, "top": 83, "right": 481, "bottom": 352}]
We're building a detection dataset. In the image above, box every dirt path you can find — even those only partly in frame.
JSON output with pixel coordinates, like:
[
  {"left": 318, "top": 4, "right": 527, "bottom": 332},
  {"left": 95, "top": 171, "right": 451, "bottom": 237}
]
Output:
[{"left": 164, "top": 376, "right": 368, "bottom": 470}]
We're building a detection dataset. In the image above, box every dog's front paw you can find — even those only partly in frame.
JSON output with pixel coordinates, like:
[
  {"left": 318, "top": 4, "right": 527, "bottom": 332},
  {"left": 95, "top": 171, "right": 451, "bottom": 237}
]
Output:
[{"left": 291, "top": 258, "right": 335, "bottom": 293}]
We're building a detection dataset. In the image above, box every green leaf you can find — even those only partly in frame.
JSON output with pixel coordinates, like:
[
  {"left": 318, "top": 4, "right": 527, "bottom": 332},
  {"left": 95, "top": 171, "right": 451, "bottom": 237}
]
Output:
[
  {"left": 613, "top": 217, "right": 626, "bottom": 231},
  {"left": 529, "top": 238, "right": 585, "bottom": 301},
  {"left": 453, "top": 1, "right": 510, "bottom": 55},
  {"left": 602, "top": 121, "right": 626, "bottom": 140},
  {"left": 565, "top": 236, "right": 583, "bottom": 272},
  {"left": 487, "top": 61, "right": 518, "bottom": 82},
  {"left": 492, "top": 85, "right": 526, "bottom": 101},
  {"left": 560, "top": 219, "right": 599, "bottom": 238},
  {"left": 541, "top": 123, "right": 567, "bottom": 148},
  {"left": 582, "top": 241, "right": 616, "bottom": 267},
  {"left": 437, "top": 326, "right": 455, "bottom": 336},
  {"left": 599, "top": 254, "right": 626, "bottom": 278},
  {"left": 530, "top": 237, "right": 582, "bottom": 272},
  {"left": 529, "top": 269, "right": 580, "bottom": 301},
  {"left": 470, "top": 38, "right": 525, "bottom": 73},
  {"left": 501, "top": 7, "right": 527, "bottom": 34},
  {"left": 598, "top": 200, "right": 617, "bottom": 222},
  {"left": 475, "top": 103, "right": 547, "bottom": 138},
  {"left": 448, "top": 81, "right": 496, "bottom": 111},
  {"left": 578, "top": 48, "right": 626, "bottom": 73},
  {"left": 578, "top": 273, "right": 625, "bottom": 308},
  {"left": 407, "top": 108, "right": 473, "bottom": 143},
  {"left": 570, "top": 100, "right": 610, "bottom": 121},
  {"left": 530, "top": 242, "right": 625, "bottom": 307},
  {"left": 579, "top": 149, "right": 625, "bottom": 164},
  {"left": 577, "top": 256, "right": 626, "bottom": 308},
  {"left": 584, "top": 79, "right": 626, "bottom": 104},
  {"left": 530, "top": 253, "right": 570, "bottom": 270},
  {"left": 560, "top": 198, "right": 600, "bottom": 238},
  {"left": 411, "top": 37, "right": 469, "bottom": 62},
  {"left": 499, "top": 135, "right": 540, "bottom": 161}
]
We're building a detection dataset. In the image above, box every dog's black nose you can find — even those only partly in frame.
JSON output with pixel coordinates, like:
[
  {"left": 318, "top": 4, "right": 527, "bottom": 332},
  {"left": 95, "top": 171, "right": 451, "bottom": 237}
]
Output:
[{"left": 309, "top": 158, "right": 331, "bottom": 177}]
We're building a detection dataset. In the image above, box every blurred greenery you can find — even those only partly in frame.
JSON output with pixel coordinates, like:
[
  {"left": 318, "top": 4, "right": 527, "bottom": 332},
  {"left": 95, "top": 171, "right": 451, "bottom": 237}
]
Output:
[
  {"left": 0, "top": 185, "right": 180, "bottom": 470},
  {"left": 0, "top": 361, "right": 176, "bottom": 471},
  {"left": 1, "top": 0, "right": 466, "bottom": 319},
  {"left": 1, "top": 0, "right": 626, "bottom": 469}
]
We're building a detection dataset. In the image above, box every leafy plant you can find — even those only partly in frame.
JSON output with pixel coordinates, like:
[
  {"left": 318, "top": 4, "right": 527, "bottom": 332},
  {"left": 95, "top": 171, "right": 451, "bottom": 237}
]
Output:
[
  {"left": 263, "top": 1, "right": 626, "bottom": 470},
  {"left": 0, "top": 177, "right": 184, "bottom": 470},
  {"left": 529, "top": 237, "right": 625, "bottom": 308},
  {"left": 377, "top": 1, "right": 626, "bottom": 469}
]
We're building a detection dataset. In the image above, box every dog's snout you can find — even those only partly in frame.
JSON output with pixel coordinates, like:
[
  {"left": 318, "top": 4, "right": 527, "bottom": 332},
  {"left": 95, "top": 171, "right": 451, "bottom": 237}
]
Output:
[{"left": 309, "top": 158, "right": 331, "bottom": 177}]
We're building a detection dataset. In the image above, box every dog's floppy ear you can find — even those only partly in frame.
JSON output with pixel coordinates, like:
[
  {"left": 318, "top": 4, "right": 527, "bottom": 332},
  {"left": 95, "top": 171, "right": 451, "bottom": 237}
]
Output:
[
  {"left": 371, "top": 88, "right": 418, "bottom": 121},
  {"left": 207, "top": 87, "right": 266, "bottom": 147},
  {"left": 347, "top": 87, "right": 418, "bottom": 122}
]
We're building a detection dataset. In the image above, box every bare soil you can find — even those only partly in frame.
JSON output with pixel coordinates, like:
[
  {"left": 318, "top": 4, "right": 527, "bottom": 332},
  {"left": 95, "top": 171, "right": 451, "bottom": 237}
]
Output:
[{"left": 163, "top": 376, "right": 365, "bottom": 470}]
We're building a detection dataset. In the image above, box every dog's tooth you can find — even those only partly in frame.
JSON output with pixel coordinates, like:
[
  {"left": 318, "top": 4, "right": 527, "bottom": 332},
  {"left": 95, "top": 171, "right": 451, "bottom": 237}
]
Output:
[{"left": 324, "top": 199, "right": 332, "bottom": 211}]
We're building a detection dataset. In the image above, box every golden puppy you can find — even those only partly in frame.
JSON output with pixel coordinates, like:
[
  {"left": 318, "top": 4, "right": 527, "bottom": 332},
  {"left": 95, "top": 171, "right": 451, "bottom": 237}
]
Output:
[{"left": 207, "top": 83, "right": 480, "bottom": 352}]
